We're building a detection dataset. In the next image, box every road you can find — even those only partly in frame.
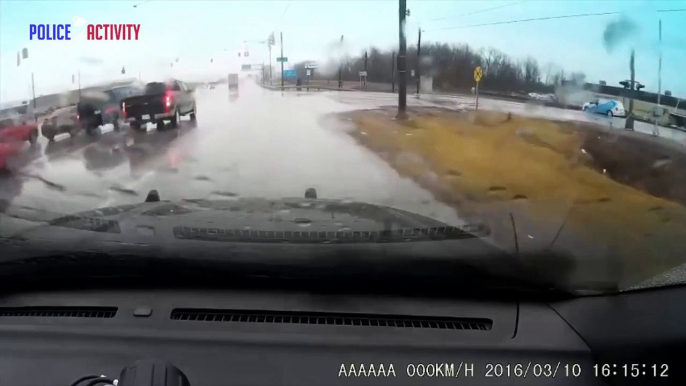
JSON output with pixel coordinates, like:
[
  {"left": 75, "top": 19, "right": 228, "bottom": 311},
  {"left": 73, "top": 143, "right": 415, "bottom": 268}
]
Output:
[
  {"left": 0, "top": 83, "right": 468, "bottom": 227},
  {"left": 2, "top": 83, "right": 685, "bottom": 229}
]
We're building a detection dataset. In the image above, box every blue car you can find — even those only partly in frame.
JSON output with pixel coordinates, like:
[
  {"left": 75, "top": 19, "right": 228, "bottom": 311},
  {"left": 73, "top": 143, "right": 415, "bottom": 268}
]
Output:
[{"left": 582, "top": 99, "right": 626, "bottom": 117}]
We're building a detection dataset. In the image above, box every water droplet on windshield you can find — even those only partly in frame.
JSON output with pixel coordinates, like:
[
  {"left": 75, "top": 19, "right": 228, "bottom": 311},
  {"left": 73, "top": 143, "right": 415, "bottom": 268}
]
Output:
[
  {"left": 279, "top": 209, "right": 291, "bottom": 214},
  {"left": 243, "top": 226, "right": 251, "bottom": 230},
  {"left": 294, "top": 218, "right": 312, "bottom": 225},
  {"left": 338, "top": 227, "right": 351, "bottom": 232},
  {"left": 299, "top": 202, "right": 313, "bottom": 208},
  {"left": 298, "top": 222, "right": 312, "bottom": 228},
  {"left": 341, "top": 198, "right": 354, "bottom": 204}
]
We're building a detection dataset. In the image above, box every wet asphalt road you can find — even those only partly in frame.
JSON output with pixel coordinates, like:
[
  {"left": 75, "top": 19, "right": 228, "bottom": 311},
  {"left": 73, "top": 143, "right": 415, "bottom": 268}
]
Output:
[
  {"left": 2, "top": 82, "right": 685, "bottom": 228},
  {"left": 1, "top": 82, "right": 468, "bottom": 226}
]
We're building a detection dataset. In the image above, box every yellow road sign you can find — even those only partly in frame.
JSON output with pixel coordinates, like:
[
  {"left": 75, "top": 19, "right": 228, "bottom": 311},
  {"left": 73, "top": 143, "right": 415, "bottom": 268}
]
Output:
[{"left": 474, "top": 66, "right": 483, "bottom": 82}]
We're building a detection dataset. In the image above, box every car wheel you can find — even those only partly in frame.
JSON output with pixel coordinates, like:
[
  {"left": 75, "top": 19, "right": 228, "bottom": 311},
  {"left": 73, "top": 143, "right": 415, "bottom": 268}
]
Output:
[
  {"left": 607, "top": 111, "right": 613, "bottom": 117},
  {"left": 170, "top": 109, "right": 180, "bottom": 129},
  {"left": 157, "top": 119, "right": 166, "bottom": 131},
  {"left": 28, "top": 130, "right": 38, "bottom": 144},
  {"left": 45, "top": 133, "right": 56, "bottom": 141},
  {"left": 582, "top": 106, "right": 587, "bottom": 112},
  {"left": 113, "top": 117, "right": 121, "bottom": 132},
  {"left": 190, "top": 106, "right": 196, "bottom": 121}
]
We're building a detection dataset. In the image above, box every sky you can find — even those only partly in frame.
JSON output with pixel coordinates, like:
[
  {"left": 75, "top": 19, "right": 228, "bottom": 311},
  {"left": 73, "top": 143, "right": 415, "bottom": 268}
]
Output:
[{"left": 1, "top": 0, "right": 685, "bottom": 105}]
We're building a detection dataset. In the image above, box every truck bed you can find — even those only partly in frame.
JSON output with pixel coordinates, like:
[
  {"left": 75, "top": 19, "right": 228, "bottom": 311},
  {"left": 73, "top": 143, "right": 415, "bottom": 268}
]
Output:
[{"left": 122, "top": 93, "right": 166, "bottom": 119}]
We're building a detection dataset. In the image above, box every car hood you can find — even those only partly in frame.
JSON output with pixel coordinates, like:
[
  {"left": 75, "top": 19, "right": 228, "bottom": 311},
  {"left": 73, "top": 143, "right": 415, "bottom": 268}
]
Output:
[
  {"left": 3, "top": 197, "right": 554, "bottom": 291},
  {"left": 0, "top": 196, "right": 637, "bottom": 294}
]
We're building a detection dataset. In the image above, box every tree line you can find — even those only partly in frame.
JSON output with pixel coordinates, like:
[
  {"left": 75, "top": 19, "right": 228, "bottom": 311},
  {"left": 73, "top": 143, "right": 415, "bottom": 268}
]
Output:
[{"left": 292, "top": 42, "right": 586, "bottom": 94}]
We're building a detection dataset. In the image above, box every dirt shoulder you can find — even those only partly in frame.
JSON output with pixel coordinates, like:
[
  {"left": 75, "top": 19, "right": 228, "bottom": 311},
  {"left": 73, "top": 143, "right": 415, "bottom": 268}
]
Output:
[{"left": 341, "top": 107, "right": 686, "bottom": 290}]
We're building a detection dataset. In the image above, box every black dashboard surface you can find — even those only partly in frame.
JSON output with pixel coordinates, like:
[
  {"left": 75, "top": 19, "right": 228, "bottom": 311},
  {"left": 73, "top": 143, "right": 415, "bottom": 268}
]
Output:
[{"left": 0, "top": 288, "right": 601, "bottom": 385}]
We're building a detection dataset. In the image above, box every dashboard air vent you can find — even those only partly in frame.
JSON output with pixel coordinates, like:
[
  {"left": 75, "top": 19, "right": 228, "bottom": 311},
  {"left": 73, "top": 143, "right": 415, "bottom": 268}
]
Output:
[
  {"left": 0, "top": 306, "right": 117, "bottom": 318},
  {"left": 171, "top": 309, "right": 491, "bottom": 330}
]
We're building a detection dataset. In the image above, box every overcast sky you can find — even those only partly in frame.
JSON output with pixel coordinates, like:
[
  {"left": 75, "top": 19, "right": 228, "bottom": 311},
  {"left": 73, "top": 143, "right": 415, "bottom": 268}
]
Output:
[{"left": 1, "top": 0, "right": 684, "bottom": 105}]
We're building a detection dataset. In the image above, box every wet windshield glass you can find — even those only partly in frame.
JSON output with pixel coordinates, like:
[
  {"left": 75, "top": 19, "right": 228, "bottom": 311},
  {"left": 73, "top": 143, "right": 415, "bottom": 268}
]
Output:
[
  {"left": 144, "top": 82, "right": 167, "bottom": 94},
  {"left": 0, "top": 1, "right": 685, "bottom": 294}
]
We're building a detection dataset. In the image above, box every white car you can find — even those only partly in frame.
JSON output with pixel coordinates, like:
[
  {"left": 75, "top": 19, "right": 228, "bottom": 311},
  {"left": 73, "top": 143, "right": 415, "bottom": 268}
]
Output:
[{"left": 582, "top": 98, "right": 626, "bottom": 117}]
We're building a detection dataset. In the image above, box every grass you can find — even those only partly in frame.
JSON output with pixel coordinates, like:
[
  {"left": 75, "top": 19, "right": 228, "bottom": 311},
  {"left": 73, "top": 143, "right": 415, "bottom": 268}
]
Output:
[{"left": 347, "top": 109, "right": 686, "bottom": 287}]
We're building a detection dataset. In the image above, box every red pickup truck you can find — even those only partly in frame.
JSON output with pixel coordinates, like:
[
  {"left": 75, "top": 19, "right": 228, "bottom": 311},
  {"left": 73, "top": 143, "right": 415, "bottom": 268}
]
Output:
[{"left": 0, "top": 117, "right": 39, "bottom": 170}]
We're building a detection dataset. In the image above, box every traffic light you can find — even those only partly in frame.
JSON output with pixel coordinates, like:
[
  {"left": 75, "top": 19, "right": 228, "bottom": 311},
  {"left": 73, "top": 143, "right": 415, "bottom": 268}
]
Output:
[
  {"left": 121, "top": 66, "right": 125, "bottom": 74},
  {"left": 636, "top": 82, "right": 645, "bottom": 91},
  {"left": 619, "top": 80, "right": 630, "bottom": 89}
]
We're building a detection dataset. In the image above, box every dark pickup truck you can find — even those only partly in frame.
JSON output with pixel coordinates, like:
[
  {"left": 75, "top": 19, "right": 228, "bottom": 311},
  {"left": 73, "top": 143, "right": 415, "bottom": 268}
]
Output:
[
  {"left": 121, "top": 79, "right": 196, "bottom": 132},
  {"left": 77, "top": 85, "right": 144, "bottom": 135}
]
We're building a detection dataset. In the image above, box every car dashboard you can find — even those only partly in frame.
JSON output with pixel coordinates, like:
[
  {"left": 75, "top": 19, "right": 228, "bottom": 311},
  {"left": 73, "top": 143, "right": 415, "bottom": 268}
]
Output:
[{"left": 0, "top": 284, "right": 684, "bottom": 385}]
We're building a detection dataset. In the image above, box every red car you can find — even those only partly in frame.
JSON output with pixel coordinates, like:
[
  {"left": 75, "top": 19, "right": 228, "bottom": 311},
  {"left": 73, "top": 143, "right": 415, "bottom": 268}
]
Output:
[
  {"left": 0, "top": 117, "right": 39, "bottom": 170},
  {"left": 0, "top": 118, "right": 39, "bottom": 144}
]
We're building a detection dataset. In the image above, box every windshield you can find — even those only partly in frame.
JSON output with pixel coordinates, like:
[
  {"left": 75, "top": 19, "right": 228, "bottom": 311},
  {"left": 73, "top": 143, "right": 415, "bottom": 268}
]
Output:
[{"left": 1, "top": 1, "right": 685, "bottom": 295}]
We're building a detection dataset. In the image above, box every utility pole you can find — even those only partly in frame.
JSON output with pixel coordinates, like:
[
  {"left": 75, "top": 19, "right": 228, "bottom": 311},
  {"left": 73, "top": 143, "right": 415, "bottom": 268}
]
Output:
[
  {"left": 654, "top": 19, "right": 663, "bottom": 136},
  {"left": 280, "top": 32, "right": 284, "bottom": 89},
  {"left": 269, "top": 45, "right": 273, "bottom": 85},
  {"left": 416, "top": 28, "right": 421, "bottom": 95},
  {"left": 338, "top": 35, "right": 344, "bottom": 89},
  {"left": 78, "top": 70, "right": 81, "bottom": 100},
  {"left": 391, "top": 51, "right": 395, "bottom": 93},
  {"left": 397, "top": 0, "right": 408, "bottom": 119},
  {"left": 363, "top": 51, "right": 368, "bottom": 88},
  {"left": 629, "top": 49, "right": 635, "bottom": 115}
]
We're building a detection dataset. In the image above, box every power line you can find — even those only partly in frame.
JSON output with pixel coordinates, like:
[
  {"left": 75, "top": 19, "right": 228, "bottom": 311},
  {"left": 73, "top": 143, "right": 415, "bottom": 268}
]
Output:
[
  {"left": 278, "top": 1, "right": 291, "bottom": 26},
  {"left": 427, "top": 8, "right": 686, "bottom": 31},
  {"left": 430, "top": 1, "right": 526, "bottom": 22}
]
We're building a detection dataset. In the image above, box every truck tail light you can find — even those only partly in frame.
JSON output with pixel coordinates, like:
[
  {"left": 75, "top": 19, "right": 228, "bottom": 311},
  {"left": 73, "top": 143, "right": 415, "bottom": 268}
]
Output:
[
  {"left": 122, "top": 103, "right": 126, "bottom": 117},
  {"left": 164, "top": 91, "right": 173, "bottom": 111}
]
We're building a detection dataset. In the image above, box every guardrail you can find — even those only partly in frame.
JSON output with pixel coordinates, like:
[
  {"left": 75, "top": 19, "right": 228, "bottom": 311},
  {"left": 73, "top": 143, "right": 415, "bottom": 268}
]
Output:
[{"left": 258, "top": 83, "right": 354, "bottom": 92}]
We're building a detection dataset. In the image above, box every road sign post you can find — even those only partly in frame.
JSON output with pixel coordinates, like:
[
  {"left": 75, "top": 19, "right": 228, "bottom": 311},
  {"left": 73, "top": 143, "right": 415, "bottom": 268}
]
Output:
[
  {"left": 359, "top": 71, "right": 367, "bottom": 90},
  {"left": 474, "top": 66, "right": 483, "bottom": 111},
  {"left": 280, "top": 32, "right": 284, "bottom": 89}
]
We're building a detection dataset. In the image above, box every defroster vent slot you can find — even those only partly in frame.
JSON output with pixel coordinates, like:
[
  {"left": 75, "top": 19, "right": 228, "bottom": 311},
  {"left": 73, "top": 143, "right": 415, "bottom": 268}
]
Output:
[
  {"left": 171, "top": 309, "right": 491, "bottom": 330},
  {"left": 0, "top": 306, "right": 117, "bottom": 318}
]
